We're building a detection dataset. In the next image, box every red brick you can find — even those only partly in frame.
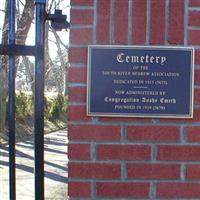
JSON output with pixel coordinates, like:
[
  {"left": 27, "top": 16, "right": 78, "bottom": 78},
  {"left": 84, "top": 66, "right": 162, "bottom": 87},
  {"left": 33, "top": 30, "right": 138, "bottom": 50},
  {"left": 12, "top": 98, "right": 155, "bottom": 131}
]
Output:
[
  {"left": 194, "top": 88, "right": 200, "bottom": 104},
  {"left": 71, "top": 0, "right": 94, "bottom": 6},
  {"left": 190, "top": 0, "right": 200, "bottom": 7},
  {"left": 68, "top": 124, "right": 121, "bottom": 141},
  {"left": 169, "top": 0, "right": 184, "bottom": 44},
  {"left": 68, "top": 105, "right": 91, "bottom": 121},
  {"left": 114, "top": 1, "right": 128, "bottom": 44},
  {"left": 70, "top": 28, "right": 93, "bottom": 45},
  {"left": 187, "top": 165, "right": 200, "bottom": 179},
  {"left": 97, "top": 182, "right": 149, "bottom": 198},
  {"left": 160, "top": 108, "right": 200, "bottom": 123},
  {"left": 195, "top": 49, "right": 200, "bottom": 65},
  {"left": 69, "top": 163, "right": 121, "bottom": 179},
  {"left": 127, "top": 126, "right": 180, "bottom": 142},
  {"left": 69, "top": 47, "right": 87, "bottom": 64},
  {"left": 187, "top": 127, "right": 200, "bottom": 142},
  {"left": 97, "top": 145, "right": 151, "bottom": 161},
  {"left": 150, "top": 0, "right": 166, "bottom": 44},
  {"left": 69, "top": 86, "right": 86, "bottom": 102},
  {"left": 195, "top": 69, "right": 200, "bottom": 85},
  {"left": 189, "top": 11, "right": 200, "bottom": 26},
  {"left": 68, "top": 67, "right": 87, "bottom": 83},
  {"left": 157, "top": 183, "right": 200, "bottom": 198},
  {"left": 68, "top": 143, "right": 91, "bottom": 160},
  {"left": 97, "top": 0, "right": 111, "bottom": 44},
  {"left": 132, "top": 0, "right": 147, "bottom": 44},
  {"left": 185, "top": 108, "right": 200, "bottom": 122},
  {"left": 71, "top": 9, "right": 94, "bottom": 25},
  {"left": 100, "top": 117, "right": 151, "bottom": 123},
  {"left": 157, "top": 145, "right": 200, "bottom": 161},
  {"left": 127, "top": 164, "right": 180, "bottom": 180},
  {"left": 189, "top": 30, "right": 200, "bottom": 45},
  {"left": 68, "top": 182, "right": 91, "bottom": 197}
]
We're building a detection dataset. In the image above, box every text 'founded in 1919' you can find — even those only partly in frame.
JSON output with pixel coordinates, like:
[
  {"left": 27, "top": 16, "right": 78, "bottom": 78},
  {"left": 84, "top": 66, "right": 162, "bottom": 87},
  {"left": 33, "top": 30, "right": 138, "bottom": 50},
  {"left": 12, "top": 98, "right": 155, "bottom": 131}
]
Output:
[{"left": 87, "top": 45, "right": 194, "bottom": 118}]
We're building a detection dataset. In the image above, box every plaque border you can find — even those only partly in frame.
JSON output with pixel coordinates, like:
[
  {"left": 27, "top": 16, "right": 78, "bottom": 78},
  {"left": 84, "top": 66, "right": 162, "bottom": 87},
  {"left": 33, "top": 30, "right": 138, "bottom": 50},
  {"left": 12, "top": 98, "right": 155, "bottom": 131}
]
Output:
[{"left": 87, "top": 45, "right": 195, "bottom": 118}]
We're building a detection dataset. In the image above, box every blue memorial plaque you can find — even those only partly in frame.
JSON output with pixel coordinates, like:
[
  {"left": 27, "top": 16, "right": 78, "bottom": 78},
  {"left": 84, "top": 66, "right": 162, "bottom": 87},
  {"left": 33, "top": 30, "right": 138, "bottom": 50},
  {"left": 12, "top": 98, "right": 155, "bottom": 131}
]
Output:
[{"left": 87, "top": 45, "right": 194, "bottom": 118}]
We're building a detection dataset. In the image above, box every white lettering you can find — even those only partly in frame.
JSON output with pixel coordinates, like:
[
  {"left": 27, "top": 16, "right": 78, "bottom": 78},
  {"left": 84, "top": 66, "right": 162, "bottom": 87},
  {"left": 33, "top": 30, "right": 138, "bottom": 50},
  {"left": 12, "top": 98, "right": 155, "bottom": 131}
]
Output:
[
  {"left": 116, "top": 53, "right": 125, "bottom": 63},
  {"left": 161, "top": 57, "right": 166, "bottom": 65},
  {"left": 116, "top": 53, "right": 167, "bottom": 65}
]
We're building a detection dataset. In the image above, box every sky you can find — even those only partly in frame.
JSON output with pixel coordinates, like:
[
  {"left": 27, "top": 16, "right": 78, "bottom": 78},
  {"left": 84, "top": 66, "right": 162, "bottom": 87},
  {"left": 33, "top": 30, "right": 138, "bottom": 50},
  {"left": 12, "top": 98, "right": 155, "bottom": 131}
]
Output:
[{"left": 0, "top": 0, "right": 70, "bottom": 59}]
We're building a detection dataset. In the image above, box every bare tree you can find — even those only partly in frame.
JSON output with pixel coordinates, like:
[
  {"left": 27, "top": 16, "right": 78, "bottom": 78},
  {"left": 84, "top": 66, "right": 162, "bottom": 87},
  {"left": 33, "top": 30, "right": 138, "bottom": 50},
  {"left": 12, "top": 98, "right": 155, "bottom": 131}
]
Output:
[
  {"left": 0, "top": 1, "right": 9, "bottom": 131},
  {"left": 0, "top": 0, "right": 69, "bottom": 131},
  {"left": 51, "top": 27, "right": 69, "bottom": 95},
  {"left": 0, "top": 0, "right": 34, "bottom": 131}
]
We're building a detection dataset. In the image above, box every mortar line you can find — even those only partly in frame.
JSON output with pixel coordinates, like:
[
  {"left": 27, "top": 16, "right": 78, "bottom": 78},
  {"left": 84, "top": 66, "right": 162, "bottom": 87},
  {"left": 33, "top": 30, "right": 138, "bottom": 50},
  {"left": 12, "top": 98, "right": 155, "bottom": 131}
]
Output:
[
  {"left": 146, "top": 0, "right": 151, "bottom": 45},
  {"left": 128, "top": 0, "right": 133, "bottom": 45}
]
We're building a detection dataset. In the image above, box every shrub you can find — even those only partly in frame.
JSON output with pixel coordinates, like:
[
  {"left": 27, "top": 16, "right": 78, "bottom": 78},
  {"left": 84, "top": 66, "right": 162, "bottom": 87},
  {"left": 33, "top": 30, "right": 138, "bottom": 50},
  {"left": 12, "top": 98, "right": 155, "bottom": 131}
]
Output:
[
  {"left": 48, "top": 94, "right": 68, "bottom": 119},
  {"left": 16, "top": 91, "right": 33, "bottom": 118},
  {"left": 6, "top": 91, "right": 68, "bottom": 121}
]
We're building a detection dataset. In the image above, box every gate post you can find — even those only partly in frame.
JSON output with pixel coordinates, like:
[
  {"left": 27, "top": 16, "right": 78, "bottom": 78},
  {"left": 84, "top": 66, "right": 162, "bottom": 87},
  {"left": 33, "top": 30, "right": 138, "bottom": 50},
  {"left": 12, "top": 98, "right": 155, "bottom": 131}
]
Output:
[
  {"left": 34, "top": 1, "right": 46, "bottom": 199},
  {"left": 8, "top": 0, "right": 16, "bottom": 199}
]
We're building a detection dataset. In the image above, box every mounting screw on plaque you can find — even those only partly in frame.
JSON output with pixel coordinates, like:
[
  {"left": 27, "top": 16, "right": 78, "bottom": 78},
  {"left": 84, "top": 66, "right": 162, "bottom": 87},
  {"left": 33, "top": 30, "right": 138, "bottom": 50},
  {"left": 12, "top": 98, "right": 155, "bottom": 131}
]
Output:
[{"left": 47, "top": 9, "right": 70, "bottom": 31}]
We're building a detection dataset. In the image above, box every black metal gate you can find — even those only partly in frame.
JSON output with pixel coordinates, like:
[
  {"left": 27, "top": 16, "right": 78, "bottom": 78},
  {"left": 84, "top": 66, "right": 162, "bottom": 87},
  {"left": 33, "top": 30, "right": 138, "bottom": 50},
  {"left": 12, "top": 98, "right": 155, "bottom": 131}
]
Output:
[{"left": 0, "top": 0, "right": 69, "bottom": 199}]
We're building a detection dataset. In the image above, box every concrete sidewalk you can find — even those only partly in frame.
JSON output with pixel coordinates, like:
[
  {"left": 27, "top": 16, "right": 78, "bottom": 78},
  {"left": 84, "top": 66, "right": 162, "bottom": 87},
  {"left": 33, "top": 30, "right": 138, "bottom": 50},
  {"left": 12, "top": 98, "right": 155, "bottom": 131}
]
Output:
[{"left": 0, "top": 129, "right": 68, "bottom": 200}]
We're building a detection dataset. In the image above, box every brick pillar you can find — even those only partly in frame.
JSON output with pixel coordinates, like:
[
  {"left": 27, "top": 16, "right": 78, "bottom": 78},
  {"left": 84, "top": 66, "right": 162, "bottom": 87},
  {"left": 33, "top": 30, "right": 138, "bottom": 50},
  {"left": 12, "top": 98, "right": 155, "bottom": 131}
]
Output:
[{"left": 68, "top": 0, "right": 200, "bottom": 199}]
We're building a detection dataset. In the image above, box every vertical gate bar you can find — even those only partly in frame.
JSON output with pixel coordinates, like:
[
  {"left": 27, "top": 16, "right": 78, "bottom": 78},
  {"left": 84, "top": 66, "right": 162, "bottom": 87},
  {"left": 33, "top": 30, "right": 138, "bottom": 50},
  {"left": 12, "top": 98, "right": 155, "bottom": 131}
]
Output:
[
  {"left": 8, "top": 0, "right": 16, "bottom": 199},
  {"left": 34, "top": 1, "right": 46, "bottom": 200}
]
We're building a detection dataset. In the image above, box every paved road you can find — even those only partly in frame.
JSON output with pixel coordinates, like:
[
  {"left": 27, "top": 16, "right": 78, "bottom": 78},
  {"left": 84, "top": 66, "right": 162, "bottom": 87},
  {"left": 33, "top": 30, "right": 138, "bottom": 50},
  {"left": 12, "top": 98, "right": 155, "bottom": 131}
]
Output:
[{"left": 0, "top": 129, "right": 68, "bottom": 200}]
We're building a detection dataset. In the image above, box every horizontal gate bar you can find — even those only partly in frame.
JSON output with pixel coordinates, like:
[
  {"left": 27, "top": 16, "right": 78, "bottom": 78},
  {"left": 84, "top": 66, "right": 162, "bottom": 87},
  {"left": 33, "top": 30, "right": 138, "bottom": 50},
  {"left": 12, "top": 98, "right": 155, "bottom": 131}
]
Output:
[{"left": 0, "top": 44, "right": 36, "bottom": 56}]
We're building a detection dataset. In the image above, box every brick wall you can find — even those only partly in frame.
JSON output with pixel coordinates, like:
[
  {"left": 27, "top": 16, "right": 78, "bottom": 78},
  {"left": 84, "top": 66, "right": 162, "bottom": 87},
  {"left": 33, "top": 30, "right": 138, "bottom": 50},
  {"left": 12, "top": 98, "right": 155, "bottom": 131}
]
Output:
[{"left": 68, "top": 0, "right": 200, "bottom": 199}]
